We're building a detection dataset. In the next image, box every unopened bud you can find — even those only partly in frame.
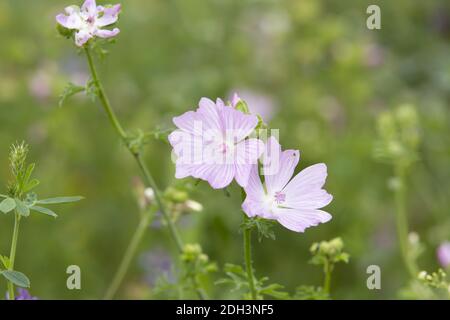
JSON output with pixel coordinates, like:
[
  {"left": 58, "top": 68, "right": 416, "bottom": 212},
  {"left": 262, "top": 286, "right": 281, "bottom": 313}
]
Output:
[
  {"left": 144, "top": 188, "right": 155, "bottom": 204},
  {"left": 185, "top": 200, "right": 203, "bottom": 212}
]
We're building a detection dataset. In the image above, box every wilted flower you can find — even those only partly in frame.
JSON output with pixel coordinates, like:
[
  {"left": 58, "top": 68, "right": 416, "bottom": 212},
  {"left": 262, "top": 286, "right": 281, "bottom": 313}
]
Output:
[
  {"left": 437, "top": 242, "right": 450, "bottom": 269},
  {"left": 168, "top": 96, "right": 264, "bottom": 189},
  {"left": 56, "top": 0, "right": 121, "bottom": 47},
  {"left": 242, "top": 136, "right": 332, "bottom": 232}
]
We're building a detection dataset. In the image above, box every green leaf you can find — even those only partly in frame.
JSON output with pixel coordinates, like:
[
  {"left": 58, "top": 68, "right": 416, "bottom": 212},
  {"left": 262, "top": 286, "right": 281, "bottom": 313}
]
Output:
[
  {"left": 15, "top": 199, "right": 30, "bottom": 217},
  {"left": 30, "top": 206, "right": 58, "bottom": 218},
  {"left": 1, "top": 270, "right": 30, "bottom": 288},
  {"left": 0, "top": 255, "right": 10, "bottom": 269},
  {"left": 86, "top": 78, "right": 99, "bottom": 102},
  {"left": 0, "top": 198, "right": 16, "bottom": 214},
  {"left": 22, "top": 163, "right": 35, "bottom": 186},
  {"left": 36, "top": 196, "right": 84, "bottom": 205},
  {"left": 24, "top": 179, "right": 40, "bottom": 193},
  {"left": 59, "top": 82, "right": 85, "bottom": 107}
]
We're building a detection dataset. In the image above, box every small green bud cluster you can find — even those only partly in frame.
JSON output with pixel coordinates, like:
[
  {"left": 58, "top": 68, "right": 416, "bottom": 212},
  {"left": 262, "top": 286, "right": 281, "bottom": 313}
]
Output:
[
  {"left": 374, "top": 104, "right": 420, "bottom": 168},
  {"left": 310, "top": 237, "right": 349, "bottom": 265},
  {"left": 181, "top": 243, "right": 217, "bottom": 275},
  {"left": 418, "top": 269, "right": 450, "bottom": 294}
]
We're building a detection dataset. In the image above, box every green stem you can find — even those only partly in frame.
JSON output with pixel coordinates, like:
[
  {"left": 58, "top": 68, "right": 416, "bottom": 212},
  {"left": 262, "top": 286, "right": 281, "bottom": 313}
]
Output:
[
  {"left": 323, "top": 261, "right": 331, "bottom": 296},
  {"left": 84, "top": 48, "right": 126, "bottom": 139},
  {"left": 104, "top": 209, "right": 154, "bottom": 300},
  {"left": 84, "top": 47, "right": 205, "bottom": 300},
  {"left": 394, "top": 165, "right": 417, "bottom": 278},
  {"left": 134, "top": 154, "right": 184, "bottom": 252},
  {"left": 7, "top": 213, "right": 21, "bottom": 300},
  {"left": 243, "top": 214, "right": 257, "bottom": 300}
]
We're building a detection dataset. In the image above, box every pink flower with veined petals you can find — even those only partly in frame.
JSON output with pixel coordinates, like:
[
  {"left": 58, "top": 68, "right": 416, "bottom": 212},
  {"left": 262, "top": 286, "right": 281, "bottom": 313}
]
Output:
[
  {"left": 437, "top": 242, "right": 450, "bottom": 269},
  {"left": 242, "top": 136, "right": 332, "bottom": 232},
  {"left": 168, "top": 96, "right": 264, "bottom": 189},
  {"left": 56, "top": 0, "right": 121, "bottom": 47}
]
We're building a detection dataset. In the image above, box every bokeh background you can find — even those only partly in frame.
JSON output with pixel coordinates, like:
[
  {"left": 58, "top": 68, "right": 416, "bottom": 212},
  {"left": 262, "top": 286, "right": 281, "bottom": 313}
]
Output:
[{"left": 0, "top": 0, "right": 449, "bottom": 299}]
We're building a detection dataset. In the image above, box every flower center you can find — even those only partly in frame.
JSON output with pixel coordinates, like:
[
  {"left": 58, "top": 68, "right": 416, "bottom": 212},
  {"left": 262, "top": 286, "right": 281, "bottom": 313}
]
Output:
[
  {"left": 86, "top": 16, "right": 95, "bottom": 24},
  {"left": 274, "top": 191, "right": 286, "bottom": 204}
]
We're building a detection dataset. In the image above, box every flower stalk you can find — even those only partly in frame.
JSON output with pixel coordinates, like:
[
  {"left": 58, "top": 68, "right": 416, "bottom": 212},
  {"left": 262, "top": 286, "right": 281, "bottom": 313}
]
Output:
[
  {"left": 104, "top": 208, "right": 154, "bottom": 300},
  {"left": 243, "top": 214, "right": 257, "bottom": 300},
  {"left": 83, "top": 47, "right": 205, "bottom": 299},
  {"left": 394, "top": 164, "right": 418, "bottom": 278},
  {"left": 7, "top": 213, "right": 21, "bottom": 300}
]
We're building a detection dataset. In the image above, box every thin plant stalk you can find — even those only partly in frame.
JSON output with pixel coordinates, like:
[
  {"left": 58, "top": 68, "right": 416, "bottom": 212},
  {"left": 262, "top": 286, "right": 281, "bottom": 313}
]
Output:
[
  {"left": 104, "top": 209, "right": 154, "bottom": 300},
  {"left": 323, "top": 260, "right": 331, "bottom": 295},
  {"left": 7, "top": 213, "right": 21, "bottom": 300},
  {"left": 243, "top": 214, "right": 257, "bottom": 299},
  {"left": 84, "top": 47, "right": 205, "bottom": 299},
  {"left": 394, "top": 164, "right": 418, "bottom": 278}
]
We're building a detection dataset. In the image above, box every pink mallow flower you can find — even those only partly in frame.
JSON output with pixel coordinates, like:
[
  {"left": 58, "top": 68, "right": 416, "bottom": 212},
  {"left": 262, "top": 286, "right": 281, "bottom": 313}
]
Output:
[
  {"left": 56, "top": 0, "right": 121, "bottom": 47},
  {"left": 168, "top": 96, "right": 264, "bottom": 189},
  {"left": 242, "top": 136, "right": 332, "bottom": 232},
  {"left": 437, "top": 242, "right": 450, "bottom": 269}
]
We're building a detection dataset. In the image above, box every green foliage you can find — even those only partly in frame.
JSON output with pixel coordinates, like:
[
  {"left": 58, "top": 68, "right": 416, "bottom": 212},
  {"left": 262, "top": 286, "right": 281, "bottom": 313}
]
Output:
[
  {"left": 294, "top": 286, "right": 329, "bottom": 300},
  {"left": 216, "top": 263, "right": 289, "bottom": 299},
  {"left": 0, "top": 270, "right": 30, "bottom": 288},
  {"left": 0, "top": 198, "right": 16, "bottom": 214},
  {"left": 59, "top": 82, "right": 85, "bottom": 107},
  {"left": 240, "top": 217, "right": 276, "bottom": 242},
  {"left": 418, "top": 270, "right": 450, "bottom": 295},
  {"left": 310, "top": 237, "right": 350, "bottom": 266},
  {"left": 374, "top": 104, "right": 421, "bottom": 168},
  {"left": 36, "top": 196, "right": 84, "bottom": 205}
]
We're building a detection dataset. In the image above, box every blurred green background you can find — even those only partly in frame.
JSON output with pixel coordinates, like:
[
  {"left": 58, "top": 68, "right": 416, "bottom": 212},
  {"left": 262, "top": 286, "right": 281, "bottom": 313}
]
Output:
[{"left": 0, "top": 0, "right": 449, "bottom": 299}]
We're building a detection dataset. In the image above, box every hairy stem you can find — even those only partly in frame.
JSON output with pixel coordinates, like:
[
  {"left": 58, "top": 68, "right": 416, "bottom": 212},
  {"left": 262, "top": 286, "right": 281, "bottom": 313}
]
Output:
[
  {"left": 84, "top": 47, "right": 205, "bottom": 299},
  {"left": 394, "top": 165, "right": 417, "bottom": 278},
  {"left": 7, "top": 213, "right": 21, "bottom": 300},
  {"left": 243, "top": 214, "right": 257, "bottom": 300},
  {"left": 104, "top": 209, "right": 154, "bottom": 300}
]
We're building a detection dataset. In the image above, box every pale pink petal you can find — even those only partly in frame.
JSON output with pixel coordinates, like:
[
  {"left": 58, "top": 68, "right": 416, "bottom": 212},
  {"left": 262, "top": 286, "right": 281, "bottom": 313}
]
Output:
[
  {"left": 94, "top": 28, "right": 120, "bottom": 38},
  {"left": 282, "top": 163, "right": 328, "bottom": 196},
  {"left": 284, "top": 189, "right": 333, "bottom": 210},
  {"left": 56, "top": 7, "right": 83, "bottom": 29},
  {"left": 275, "top": 208, "right": 332, "bottom": 233},
  {"left": 75, "top": 29, "right": 91, "bottom": 47},
  {"left": 242, "top": 165, "right": 265, "bottom": 201},
  {"left": 194, "top": 164, "right": 235, "bottom": 189},
  {"left": 81, "top": 0, "right": 97, "bottom": 16},
  {"left": 222, "top": 106, "right": 258, "bottom": 142},
  {"left": 235, "top": 164, "right": 252, "bottom": 188},
  {"left": 174, "top": 162, "right": 200, "bottom": 179},
  {"left": 197, "top": 98, "right": 223, "bottom": 132},
  {"left": 216, "top": 98, "right": 225, "bottom": 108},
  {"left": 235, "top": 138, "right": 264, "bottom": 165},
  {"left": 437, "top": 242, "right": 450, "bottom": 268},
  {"left": 242, "top": 198, "right": 274, "bottom": 219},
  {"left": 168, "top": 130, "right": 205, "bottom": 165},
  {"left": 96, "top": 4, "right": 121, "bottom": 27},
  {"left": 265, "top": 148, "right": 299, "bottom": 195},
  {"left": 234, "top": 139, "right": 264, "bottom": 187},
  {"left": 172, "top": 110, "right": 203, "bottom": 135}
]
